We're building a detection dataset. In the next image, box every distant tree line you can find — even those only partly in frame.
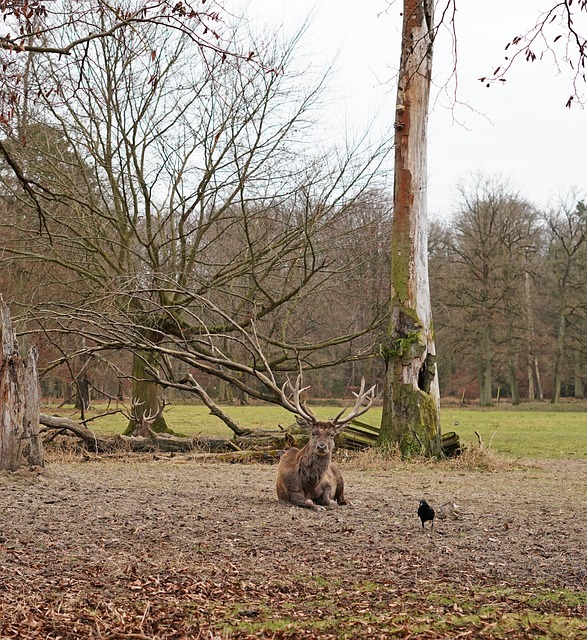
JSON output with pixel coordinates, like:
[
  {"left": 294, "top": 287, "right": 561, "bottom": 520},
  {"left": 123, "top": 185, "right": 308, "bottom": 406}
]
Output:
[
  {"left": 3, "top": 169, "right": 585, "bottom": 408},
  {"left": 430, "top": 175, "right": 587, "bottom": 405}
]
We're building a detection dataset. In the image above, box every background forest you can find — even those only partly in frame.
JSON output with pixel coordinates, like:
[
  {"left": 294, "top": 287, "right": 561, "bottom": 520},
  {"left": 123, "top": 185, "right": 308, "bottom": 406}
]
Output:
[{"left": 0, "top": 6, "right": 585, "bottom": 411}]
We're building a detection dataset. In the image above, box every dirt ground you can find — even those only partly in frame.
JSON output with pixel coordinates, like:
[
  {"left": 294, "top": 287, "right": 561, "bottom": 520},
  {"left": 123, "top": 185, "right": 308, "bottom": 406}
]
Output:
[{"left": 1, "top": 453, "right": 587, "bottom": 639}]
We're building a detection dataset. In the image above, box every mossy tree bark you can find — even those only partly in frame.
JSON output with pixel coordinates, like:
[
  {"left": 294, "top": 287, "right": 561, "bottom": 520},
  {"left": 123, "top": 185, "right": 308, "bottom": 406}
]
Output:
[
  {"left": 378, "top": 0, "right": 441, "bottom": 458},
  {"left": 0, "top": 298, "right": 44, "bottom": 471}
]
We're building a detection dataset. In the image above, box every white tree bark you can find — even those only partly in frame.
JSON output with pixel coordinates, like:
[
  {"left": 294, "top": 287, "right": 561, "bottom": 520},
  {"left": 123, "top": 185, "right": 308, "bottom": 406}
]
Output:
[{"left": 379, "top": 0, "right": 441, "bottom": 456}]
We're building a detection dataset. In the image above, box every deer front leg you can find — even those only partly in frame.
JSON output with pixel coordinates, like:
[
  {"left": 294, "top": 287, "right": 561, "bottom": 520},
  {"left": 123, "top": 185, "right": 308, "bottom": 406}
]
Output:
[
  {"left": 288, "top": 490, "right": 326, "bottom": 510},
  {"left": 312, "top": 482, "right": 337, "bottom": 507},
  {"left": 277, "top": 468, "right": 326, "bottom": 510}
]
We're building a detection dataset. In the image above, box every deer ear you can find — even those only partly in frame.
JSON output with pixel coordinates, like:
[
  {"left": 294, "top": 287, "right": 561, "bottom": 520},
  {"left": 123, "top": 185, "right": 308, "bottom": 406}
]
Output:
[{"left": 295, "top": 416, "right": 313, "bottom": 431}]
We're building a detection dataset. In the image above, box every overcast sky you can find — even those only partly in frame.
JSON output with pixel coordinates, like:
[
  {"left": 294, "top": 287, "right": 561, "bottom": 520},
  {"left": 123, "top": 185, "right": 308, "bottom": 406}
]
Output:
[{"left": 236, "top": 0, "right": 587, "bottom": 218}]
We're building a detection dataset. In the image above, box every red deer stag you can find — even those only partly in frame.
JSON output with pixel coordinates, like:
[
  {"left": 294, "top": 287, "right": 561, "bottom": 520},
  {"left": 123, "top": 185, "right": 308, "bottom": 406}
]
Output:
[{"left": 276, "top": 377, "right": 376, "bottom": 510}]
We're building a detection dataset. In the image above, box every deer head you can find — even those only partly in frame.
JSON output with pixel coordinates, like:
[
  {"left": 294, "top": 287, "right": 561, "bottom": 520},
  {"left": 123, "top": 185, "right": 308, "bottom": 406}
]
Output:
[{"left": 126, "top": 397, "right": 166, "bottom": 437}]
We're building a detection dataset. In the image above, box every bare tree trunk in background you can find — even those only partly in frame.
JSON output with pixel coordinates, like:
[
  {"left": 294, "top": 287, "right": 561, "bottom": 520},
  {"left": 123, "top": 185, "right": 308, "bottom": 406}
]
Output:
[
  {"left": 478, "top": 323, "right": 493, "bottom": 406},
  {"left": 73, "top": 337, "right": 92, "bottom": 413},
  {"left": 508, "top": 345, "right": 520, "bottom": 405},
  {"left": 74, "top": 374, "right": 91, "bottom": 412},
  {"left": 552, "top": 306, "right": 567, "bottom": 404},
  {"left": 378, "top": 0, "right": 441, "bottom": 457},
  {"left": 217, "top": 379, "right": 234, "bottom": 403},
  {"left": 535, "top": 358, "right": 544, "bottom": 400},
  {"left": 574, "top": 350, "right": 584, "bottom": 399},
  {"left": 525, "top": 271, "right": 543, "bottom": 400},
  {"left": 0, "top": 298, "right": 44, "bottom": 471}
]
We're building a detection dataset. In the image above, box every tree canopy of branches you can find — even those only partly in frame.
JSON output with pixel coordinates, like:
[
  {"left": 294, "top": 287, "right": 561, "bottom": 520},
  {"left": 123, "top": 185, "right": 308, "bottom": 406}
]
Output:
[
  {"left": 431, "top": 175, "right": 541, "bottom": 406},
  {"left": 543, "top": 196, "right": 587, "bottom": 402},
  {"left": 430, "top": 175, "right": 587, "bottom": 406},
  {"left": 0, "top": 9, "right": 391, "bottom": 430},
  {"left": 0, "top": 0, "right": 242, "bottom": 124}
]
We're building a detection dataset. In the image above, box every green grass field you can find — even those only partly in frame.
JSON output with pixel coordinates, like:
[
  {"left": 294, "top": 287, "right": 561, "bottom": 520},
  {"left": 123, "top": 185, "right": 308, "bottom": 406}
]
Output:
[
  {"left": 441, "top": 407, "right": 587, "bottom": 459},
  {"left": 43, "top": 400, "right": 587, "bottom": 459}
]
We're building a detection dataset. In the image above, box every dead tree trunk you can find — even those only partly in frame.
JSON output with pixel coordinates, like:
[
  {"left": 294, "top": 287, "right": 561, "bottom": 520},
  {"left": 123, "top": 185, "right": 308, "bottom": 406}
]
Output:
[
  {"left": 0, "top": 298, "right": 44, "bottom": 471},
  {"left": 378, "top": 0, "right": 441, "bottom": 457}
]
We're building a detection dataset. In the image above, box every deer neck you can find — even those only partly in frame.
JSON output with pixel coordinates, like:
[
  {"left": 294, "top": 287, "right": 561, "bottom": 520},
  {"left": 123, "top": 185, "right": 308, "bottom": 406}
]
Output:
[{"left": 298, "top": 447, "right": 331, "bottom": 488}]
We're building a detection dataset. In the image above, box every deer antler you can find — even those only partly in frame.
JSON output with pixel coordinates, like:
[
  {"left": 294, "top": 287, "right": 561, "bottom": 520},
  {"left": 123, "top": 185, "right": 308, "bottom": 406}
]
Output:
[
  {"left": 279, "top": 374, "right": 317, "bottom": 423},
  {"left": 142, "top": 400, "right": 166, "bottom": 425},
  {"left": 126, "top": 397, "right": 166, "bottom": 425},
  {"left": 331, "top": 378, "right": 376, "bottom": 426},
  {"left": 125, "top": 397, "right": 145, "bottom": 422}
]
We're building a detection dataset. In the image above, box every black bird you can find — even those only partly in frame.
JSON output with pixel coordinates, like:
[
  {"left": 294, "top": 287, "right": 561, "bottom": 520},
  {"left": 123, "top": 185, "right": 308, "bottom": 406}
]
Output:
[{"left": 418, "top": 499, "right": 435, "bottom": 529}]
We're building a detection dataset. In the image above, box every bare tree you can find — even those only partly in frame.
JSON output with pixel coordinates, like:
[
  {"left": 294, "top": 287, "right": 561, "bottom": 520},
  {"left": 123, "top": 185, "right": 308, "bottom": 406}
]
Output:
[
  {"left": 433, "top": 175, "right": 540, "bottom": 405},
  {"left": 379, "top": 0, "right": 587, "bottom": 419},
  {"left": 543, "top": 196, "right": 587, "bottom": 403},
  {"left": 1, "top": 13, "right": 390, "bottom": 429}
]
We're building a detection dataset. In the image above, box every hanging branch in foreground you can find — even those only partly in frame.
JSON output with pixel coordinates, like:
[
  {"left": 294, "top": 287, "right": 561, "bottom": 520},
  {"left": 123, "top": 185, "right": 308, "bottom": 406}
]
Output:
[
  {"left": 0, "top": 1, "right": 235, "bottom": 57},
  {"left": 478, "top": 1, "right": 587, "bottom": 106},
  {"left": 36, "top": 300, "right": 382, "bottom": 453},
  {"left": 38, "top": 374, "right": 379, "bottom": 456}
]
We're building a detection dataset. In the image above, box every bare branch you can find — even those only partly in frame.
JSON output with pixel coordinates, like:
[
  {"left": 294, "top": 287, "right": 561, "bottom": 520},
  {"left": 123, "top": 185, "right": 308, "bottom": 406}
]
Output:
[{"left": 480, "top": 1, "right": 587, "bottom": 105}]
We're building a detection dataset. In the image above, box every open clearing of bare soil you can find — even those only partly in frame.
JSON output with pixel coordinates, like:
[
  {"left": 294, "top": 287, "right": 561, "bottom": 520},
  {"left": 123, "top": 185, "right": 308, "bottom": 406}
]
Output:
[{"left": 1, "top": 454, "right": 587, "bottom": 639}]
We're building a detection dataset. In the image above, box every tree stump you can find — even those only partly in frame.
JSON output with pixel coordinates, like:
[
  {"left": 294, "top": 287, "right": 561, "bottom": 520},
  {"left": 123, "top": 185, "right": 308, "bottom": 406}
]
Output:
[{"left": 0, "top": 298, "right": 44, "bottom": 471}]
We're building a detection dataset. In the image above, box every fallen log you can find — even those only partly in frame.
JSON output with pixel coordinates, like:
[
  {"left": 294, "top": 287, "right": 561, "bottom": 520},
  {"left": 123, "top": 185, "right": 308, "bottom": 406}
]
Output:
[
  {"left": 39, "top": 415, "right": 376, "bottom": 460},
  {"left": 201, "top": 450, "right": 284, "bottom": 464},
  {"left": 40, "top": 414, "right": 113, "bottom": 452},
  {"left": 39, "top": 414, "right": 238, "bottom": 453},
  {"left": 39, "top": 413, "right": 288, "bottom": 454}
]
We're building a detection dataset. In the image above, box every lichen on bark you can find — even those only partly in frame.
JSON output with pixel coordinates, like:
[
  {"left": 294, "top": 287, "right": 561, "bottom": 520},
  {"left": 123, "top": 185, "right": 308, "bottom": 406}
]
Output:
[{"left": 385, "top": 383, "right": 440, "bottom": 458}]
